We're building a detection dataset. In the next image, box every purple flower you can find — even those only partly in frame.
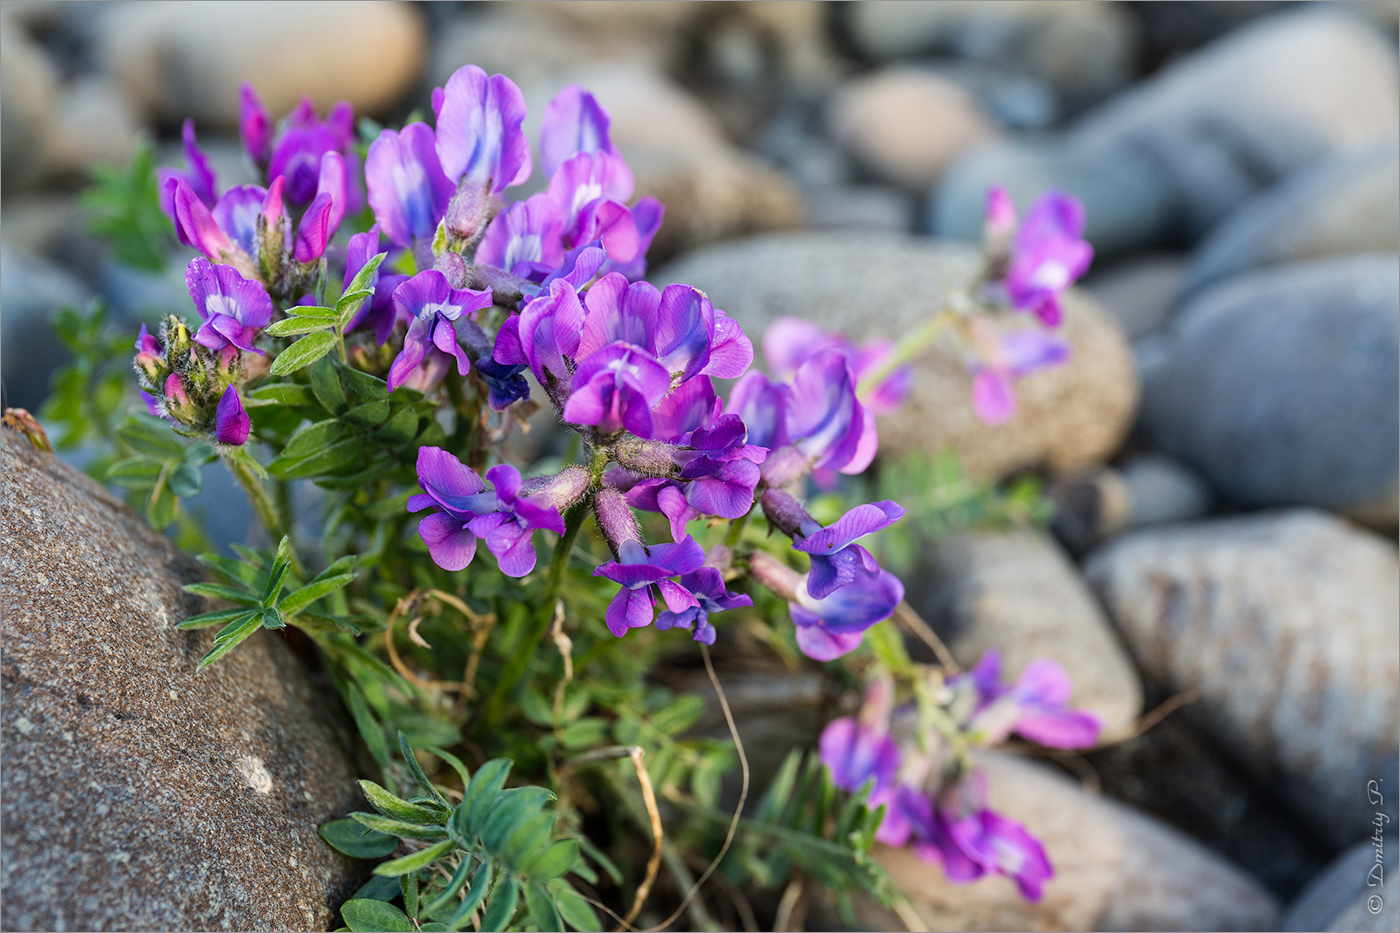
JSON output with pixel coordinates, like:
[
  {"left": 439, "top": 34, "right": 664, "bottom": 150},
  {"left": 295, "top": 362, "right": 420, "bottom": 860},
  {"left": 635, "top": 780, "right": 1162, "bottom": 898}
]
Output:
[
  {"left": 790, "top": 563, "right": 904, "bottom": 661},
  {"left": 157, "top": 119, "right": 219, "bottom": 228},
  {"left": 998, "top": 188, "right": 1093, "bottom": 327},
  {"left": 728, "top": 348, "right": 876, "bottom": 485},
  {"left": 984, "top": 184, "right": 1016, "bottom": 244},
  {"left": 343, "top": 225, "right": 405, "bottom": 345},
  {"left": 547, "top": 151, "right": 640, "bottom": 261},
  {"left": 214, "top": 385, "right": 251, "bottom": 446},
  {"left": 967, "top": 324, "right": 1070, "bottom": 425},
  {"left": 186, "top": 258, "right": 273, "bottom": 355},
  {"left": 944, "top": 807, "right": 1054, "bottom": 901},
  {"left": 387, "top": 271, "right": 493, "bottom": 393},
  {"left": 563, "top": 341, "right": 671, "bottom": 437},
  {"left": 366, "top": 123, "right": 456, "bottom": 249},
  {"left": 475, "top": 193, "right": 565, "bottom": 280},
  {"left": 594, "top": 536, "right": 706, "bottom": 637},
  {"left": 434, "top": 65, "right": 532, "bottom": 194},
  {"left": 761, "top": 317, "right": 913, "bottom": 416},
  {"left": 957, "top": 651, "right": 1101, "bottom": 749},
  {"left": 819, "top": 679, "right": 901, "bottom": 797},
  {"left": 239, "top": 83, "right": 272, "bottom": 169},
  {"left": 292, "top": 152, "right": 350, "bottom": 263},
  {"left": 788, "top": 498, "right": 906, "bottom": 600},
  {"left": 655, "top": 566, "right": 752, "bottom": 645},
  {"left": 407, "top": 448, "right": 566, "bottom": 575},
  {"left": 495, "top": 278, "right": 586, "bottom": 399},
  {"left": 267, "top": 97, "right": 359, "bottom": 208},
  {"left": 540, "top": 84, "right": 618, "bottom": 179}
]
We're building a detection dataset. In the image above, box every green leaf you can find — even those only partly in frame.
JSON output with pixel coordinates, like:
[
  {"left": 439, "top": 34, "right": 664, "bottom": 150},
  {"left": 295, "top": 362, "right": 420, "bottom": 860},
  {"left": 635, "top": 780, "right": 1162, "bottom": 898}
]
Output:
[
  {"left": 551, "top": 882, "right": 600, "bottom": 933},
  {"left": 346, "top": 683, "right": 391, "bottom": 772},
  {"left": 343, "top": 399, "right": 392, "bottom": 428},
  {"left": 146, "top": 468, "right": 178, "bottom": 529},
  {"left": 373, "top": 837, "right": 454, "bottom": 877},
  {"left": 461, "top": 759, "right": 513, "bottom": 837},
  {"left": 261, "top": 560, "right": 291, "bottom": 606},
  {"left": 176, "top": 607, "right": 255, "bottom": 630},
  {"left": 527, "top": 838, "right": 579, "bottom": 882},
  {"left": 310, "top": 356, "right": 348, "bottom": 413},
  {"left": 422, "top": 853, "right": 475, "bottom": 919},
  {"left": 244, "top": 382, "right": 317, "bottom": 408},
  {"left": 443, "top": 861, "right": 492, "bottom": 930},
  {"left": 558, "top": 718, "right": 609, "bottom": 750},
  {"left": 269, "top": 331, "right": 337, "bottom": 376},
  {"left": 338, "top": 364, "right": 390, "bottom": 403},
  {"left": 319, "top": 818, "right": 401, "bottom": 858},
  {"left": 400, "top": 733, "right": 451, "bottom": 807},
  {"left": 263, "top": 316, "right": 335, "bottom": 337},
  {"left": 479, "top": 875, "right": 519, "bottom": 933},
  {"left": 106, "top": 456, "right": 163, "bottom": 487},
  {"left": 196, "top": 552, "right": 262, "bottom": 588},
  {"left": 182, "top": 582, "right": 259, "bottom": 606},
  {"left": 359, "top": 780, "right": 446, "bottom": 824},
  {"left": 261, "top": 606, "right": 285, "bottom": 630},
  {"left": 279, "top": 573, "right": 357, "bottom": 615},
  {"left": 352, "top": 873, "right": 402, "bottom": 901},
  {"left": 374, "top": 406, "right": 419, "bottom": 446},
  {"left": 341, "top": 898, "right": 412, "bottom": 933},
  {"left": 196, "top": 613, "right": 261, "bottom": 670},
  {"left": 279, "top": 419, "right": 352, "bottom": 461},
  {"left": 117, "top": 414, "right": 186, "bottom": 457},
  {"left": 278, "top": 437, "right": 363, "bottom": 478},
  {"left": 524, "top": 882, "right": 563, "bottom": 933},
  {"left": 351, "top": 812, "right": 449, "bottom": 841},
  {"left": 427, "top": 747, "right": 472, "bottom": 789}
]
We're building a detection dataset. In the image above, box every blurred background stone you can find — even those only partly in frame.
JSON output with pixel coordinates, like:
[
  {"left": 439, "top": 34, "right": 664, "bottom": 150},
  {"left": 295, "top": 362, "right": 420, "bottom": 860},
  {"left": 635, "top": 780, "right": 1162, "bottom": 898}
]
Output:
[
  {"left": 1140, "top": 255, "right": 1399, "bottom": 526},
  {"left": 1086, "top": 509, "right": 1400, "bottom": 848},
  {"left": 906, "top": 529, "right": 1144, "bottom": 741}
]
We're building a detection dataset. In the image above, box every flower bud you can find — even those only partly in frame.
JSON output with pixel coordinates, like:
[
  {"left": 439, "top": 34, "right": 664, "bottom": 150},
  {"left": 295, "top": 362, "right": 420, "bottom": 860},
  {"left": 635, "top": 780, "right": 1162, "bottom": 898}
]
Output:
[
  {"left": 163, "top": 373, "right": 197, "bottom": 424},
  {"left": 612, "top": 436, "right": 682, "bottom": 478},
  {"left": 593, "top": 486, "right": 641, "bottom": 552},
  {"left": 164, "top": 316, "right": 193, "bottom": 361},
  {"left": 433, "top": 249, "right": 469, "bottom": 288},
  {"left": 444, "top": 180, "right": 493, "bottom": 245}
]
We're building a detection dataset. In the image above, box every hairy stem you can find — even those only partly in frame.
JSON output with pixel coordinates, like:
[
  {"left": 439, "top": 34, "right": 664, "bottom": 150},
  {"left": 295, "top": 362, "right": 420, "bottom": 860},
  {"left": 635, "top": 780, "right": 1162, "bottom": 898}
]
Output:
[{"left": 856, "top": 308, "right": 956, "bottom": 397}]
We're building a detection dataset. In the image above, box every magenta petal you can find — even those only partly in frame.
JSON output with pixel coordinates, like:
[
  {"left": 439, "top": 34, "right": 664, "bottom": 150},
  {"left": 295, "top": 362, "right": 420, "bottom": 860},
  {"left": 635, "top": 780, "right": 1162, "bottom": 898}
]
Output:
[
  {"left": 540, "top": 84, "right": 616, "bottom": 178},
  {"left": 971, "top": 368, "right": 1016, "bottom": 425},
  {"left": 293, "top": 192, "right": 334, "bottom": 262},
  {"left": 794, "top": 621, "right": 865, "bottom": 661},
  {"left": 239, "top": 82, "right": 271, "bottom": 166},
  {"left": 435, "top": 65, "right": 532, "bottom": 193},
  {"left": 1014, "top": 709, "right": 1102, "bottom": 749},
  {"left": 212, "top": 185, "right": 267, "bottom": 257},
  {"left": 700, "top": 310, "right": 754, "bottom": 379},
  {"left": 795, "top": 501, "right": 906, "bottom": 555},
  {"left": 214, "top": 385, "right": 251, "bottom": 445},
  {"left": 174, "top": 179, "right": 235, "bottom": 259},
  {"left": 656, "top": 578, "right": 700, "bottom": 614},
  {"left": 488, "top": 524, "right": 539, "bottom": 578},
  {"left": 416, "top": 445, "right": 486, "bottom": 504},
  {"left": 418, "top": 512, "right": 477, "bottom": 571},
  {"left": 317, "top": 151, "right": 349, "bottom": 234},
  {"left": 366, "top": 123, "right": 454, "bottom": 248}
]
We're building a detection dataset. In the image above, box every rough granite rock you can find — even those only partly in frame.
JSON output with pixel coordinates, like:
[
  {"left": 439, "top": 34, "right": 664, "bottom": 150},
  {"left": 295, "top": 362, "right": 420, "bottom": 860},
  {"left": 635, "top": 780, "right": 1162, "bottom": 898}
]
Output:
[
  {"left": 825, "top": 751, "right": 1281, "bottom": 932},
  {"left": 655, "top": 232, "right": 1139, "bottom": 481},
  {"left": 906, "top": 529, "right": 1144, "bottom": 742},
  {"left": 0, "top": 429, "right": 365, "bottom": 931},
  {"left": 1085, "top": 509, "right": 1400, "bottom": 848}
]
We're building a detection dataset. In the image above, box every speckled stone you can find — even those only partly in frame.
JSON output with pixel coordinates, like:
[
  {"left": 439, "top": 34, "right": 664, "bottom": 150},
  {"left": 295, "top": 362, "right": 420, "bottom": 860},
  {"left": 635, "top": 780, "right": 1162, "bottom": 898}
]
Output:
[
  {"left": 0, "top": 429, "right": 365, "bottom": 931},
  {"left": 655, "top": 232, "right": 1139, "bottom": 481},
  {"left": 1085, "top": 509, "right": 1400, "bottom": 848}
]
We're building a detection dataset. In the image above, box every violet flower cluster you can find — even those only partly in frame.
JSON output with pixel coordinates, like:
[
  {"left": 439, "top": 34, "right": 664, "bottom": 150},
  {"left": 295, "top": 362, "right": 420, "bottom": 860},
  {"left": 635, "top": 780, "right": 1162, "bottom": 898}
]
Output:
[
  {"left": 139, "top": 63, "right": 1087, "bottom": 664},
  {"left": 958, "top": 186, "right": 1093, "bottom": 424},
  {"left": 820, "top": 662, "right": 1100, "bottom": 900}
]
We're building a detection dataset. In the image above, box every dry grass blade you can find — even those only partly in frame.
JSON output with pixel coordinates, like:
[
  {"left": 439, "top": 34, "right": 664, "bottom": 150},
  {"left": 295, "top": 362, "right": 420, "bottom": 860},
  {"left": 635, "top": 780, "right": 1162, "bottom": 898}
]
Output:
[{"left": 892, "top": 601, "right": 959, "bottom": 671}]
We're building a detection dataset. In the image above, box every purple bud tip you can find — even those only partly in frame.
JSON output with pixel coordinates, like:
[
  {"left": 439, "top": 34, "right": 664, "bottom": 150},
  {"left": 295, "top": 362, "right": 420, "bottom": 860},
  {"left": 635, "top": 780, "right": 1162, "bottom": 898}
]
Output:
[
  {"left": 760, "top": 487, "right": 812, "bottom": 538},
  {"left": 215, "top": 385, "right": 251, "bottom": 445},
  {"left": 594, "top": 486, "right": 641, "bottom": 551}
]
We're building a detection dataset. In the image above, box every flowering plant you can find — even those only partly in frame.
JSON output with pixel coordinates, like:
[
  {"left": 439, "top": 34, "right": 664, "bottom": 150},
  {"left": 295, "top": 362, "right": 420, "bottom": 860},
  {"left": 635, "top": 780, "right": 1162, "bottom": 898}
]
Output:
[{"left": 70, "top": 63, "right": 1095, "bottom": 930}]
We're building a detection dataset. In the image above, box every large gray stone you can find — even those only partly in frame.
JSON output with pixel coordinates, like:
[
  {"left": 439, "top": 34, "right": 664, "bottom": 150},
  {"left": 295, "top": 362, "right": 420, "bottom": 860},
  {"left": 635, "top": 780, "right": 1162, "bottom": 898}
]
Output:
[
  {"left": 845, "top": 1, "right": 1139, "bottom": 107},
  {"left": 1184, "top": 135, "right": 1400, "bottom": 297},
  {"left": 655, "top": 232, "right": 1139, "bottom": 481},
  {"left": 0, "top": 429, "right": 365, "bottom": 930},
  {"left": 931, "top": 10, "right": 1399, "bottom": 256},
  {"left": 98, "top": 1, "right": 426, "bottom": 125},
  {"left": 1085, "top": 510, "right": 1400, "bottom": 848},
  {"left": 1140, "top": 255, "right": 1399, "bottom": 526},
  {"left": 835, "top": 752, "right": 1280, "bottom": 932},
  {"left": 1285, "top": 839, "right": 1399, "bottom": 932},
  {"left": 907, "top": 529, "right": 1144, "bottom": 742}
]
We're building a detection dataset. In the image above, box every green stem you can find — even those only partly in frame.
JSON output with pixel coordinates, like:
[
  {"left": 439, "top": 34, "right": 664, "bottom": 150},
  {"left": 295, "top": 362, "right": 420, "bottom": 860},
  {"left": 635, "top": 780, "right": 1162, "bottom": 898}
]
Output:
[
  {"left": 480, "top": 500, "right": 590, "bottom": 728},
  {"left": 724, "top": 507, "right": 753, "bottom": 548},
  {"left": 856, "top": 308, "right": 957, "bottom": 398},
  {"left": 220, "top": 446, "right": 304, "bottom": 574}
]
